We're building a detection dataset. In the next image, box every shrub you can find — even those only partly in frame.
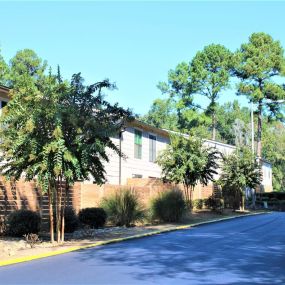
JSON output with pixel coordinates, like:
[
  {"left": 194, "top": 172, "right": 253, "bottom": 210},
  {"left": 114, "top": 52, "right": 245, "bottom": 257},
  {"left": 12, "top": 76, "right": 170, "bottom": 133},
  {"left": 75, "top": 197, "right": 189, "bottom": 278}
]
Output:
[
  {"left": 78, "top": 208, "right": 107, "bottom": 229},
  {"left": 151, "top": 189, "right": 186, "bottom": 223},
  {"left": 193, "top": 199, "right": 203, "bottom": 210},
  {"left": 261, "top": 192, "right": 285, "bottom": 200},
  {"left": 101, "top": 189, "right": 144, "bottom": 227},
  {"left": 64, "top": 207, "right": 79, "bottom": 233},
  {"left": 7, "top": 210, "right": 41, "bottom": 237},
  {"left": 204, "top": 197, "right": 224, "bottom": 212}
]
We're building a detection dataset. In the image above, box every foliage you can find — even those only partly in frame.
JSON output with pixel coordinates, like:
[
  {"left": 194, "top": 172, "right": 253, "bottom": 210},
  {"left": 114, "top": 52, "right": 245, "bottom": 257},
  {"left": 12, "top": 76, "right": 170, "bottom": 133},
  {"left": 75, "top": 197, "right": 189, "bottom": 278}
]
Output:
[
  {"left": 157, "top": 135, "right": 219, "bottom": 207},
  {"left": 140, "top": 98, "right": 178, "bottom": 131},
  {"left": 261, "top": 191, "right": 285, "bottom": 200},
  {"left": 219, "top": 147, "right": 261, "bottom": 210},
  {"left": 157, "top": 45, "right": 232, "bottom": 140},
  {"left": 147, "top": 33, "right": 285, "bottom": 191},
  {"left": 7, "top": 210, "right": 41, "bottom": 237},
  {"left": 190, "top": 44, "right": 233, "bottom": 139},
  {"left": 150, "top": 189, "right": 186, "bottom": 222},
  {"left": 78, "top": 208, "right": 107, "bottom": 229},
  {"left": 215, "top": 101, "right": 251, "bottom": 146},
  {"left": 0, "top": 49, "right": 132, "bottom": 242},
  {"left": 101, "top": 189, "right": 144, "bottom": 227},
  {"left": 204, "top": 197, "right": 224, "bottom": 212},
  {"left": 63, "top": 207, "right": 79, "bottom": 233},
  {"left": 262, "top": 121, "right": 285, "bottom": 191},
  {"left": 157, "top": 62, "right": 212, "bottom": 137},
  {"left": 0, "top": 49, "right": 9, "bottom": 86},
  {"left": 193, "top": 199, "right": 204, "bottom": 210},
  {"left": 23, "top": 233, "right": 41, "bottom": 248},
  {"left": 234, "top": 32, "right": 285, "bottom": 157}
]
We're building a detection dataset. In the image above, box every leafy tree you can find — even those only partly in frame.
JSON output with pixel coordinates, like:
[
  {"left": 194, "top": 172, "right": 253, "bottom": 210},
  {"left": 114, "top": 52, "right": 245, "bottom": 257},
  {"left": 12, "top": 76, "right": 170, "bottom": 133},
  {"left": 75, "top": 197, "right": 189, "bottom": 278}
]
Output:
[
  {"left": 158, "top": 45, "right": 232, "bottom": 139},
  {"left": 157, "top": 135, "right": 219, "bottom": 208},
  {"left": 0, "top": 64, "right": 131, "bottom": 242},
  {"left": 234, "top": 32, "right": 285, "bottom": 159},
  {"left": 157, "top": 63, "right": 206, "bottom": 132},
  {"left": 215, "top": 100, "right": 251, "bottom": 146},
  {"left": 8, "top": 49, "right": 47, "bottom": 89},
  {"left": 219, "top": 147, "right": 261, "bottom": 210},
  {"left": 190, "top": 44, "right": 233, "bottom": 140},
  {"left": 140, "top": 98, "right": 178, "bottom": 130},
  {"left": 262, "top": 121, "right": 285, "bottom": 191},
  {"left": 0, "top": 49, "right": 9, "bottom": 86}
]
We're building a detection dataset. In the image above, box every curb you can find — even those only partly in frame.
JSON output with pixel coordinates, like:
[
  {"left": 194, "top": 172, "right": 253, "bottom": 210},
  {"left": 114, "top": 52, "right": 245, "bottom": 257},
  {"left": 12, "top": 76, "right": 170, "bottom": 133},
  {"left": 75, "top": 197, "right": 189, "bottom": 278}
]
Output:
[{"left": 0, "top": 211, "right": 269, "bottom": 267}]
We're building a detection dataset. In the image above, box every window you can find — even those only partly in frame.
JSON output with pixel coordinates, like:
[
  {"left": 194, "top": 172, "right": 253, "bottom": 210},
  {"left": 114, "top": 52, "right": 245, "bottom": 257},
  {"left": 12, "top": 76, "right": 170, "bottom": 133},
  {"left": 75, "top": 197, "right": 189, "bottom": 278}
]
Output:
[
  {"left": 132, "top": 174, "right": 142, "bottom": 178},
  {"left": 149, "top": 134, "right": 156, "bottom": 162},
  {"left": 134, "top": 129, "right": 142, "bottom": 159}
]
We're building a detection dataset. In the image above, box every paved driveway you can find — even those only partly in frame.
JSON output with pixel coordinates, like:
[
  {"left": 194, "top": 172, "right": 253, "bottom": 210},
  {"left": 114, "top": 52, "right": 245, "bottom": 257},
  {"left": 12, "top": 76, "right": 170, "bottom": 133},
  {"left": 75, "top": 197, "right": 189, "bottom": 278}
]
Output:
[{"left": 0, "top": 212, "right": 285, "bottom": 285}]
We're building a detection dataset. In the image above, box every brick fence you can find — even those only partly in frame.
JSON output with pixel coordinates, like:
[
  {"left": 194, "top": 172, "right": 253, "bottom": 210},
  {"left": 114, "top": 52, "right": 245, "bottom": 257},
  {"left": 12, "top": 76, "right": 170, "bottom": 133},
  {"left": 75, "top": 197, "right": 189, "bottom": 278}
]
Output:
[{"left": 0, "top": 178, "right": 214, "bottom": 232}]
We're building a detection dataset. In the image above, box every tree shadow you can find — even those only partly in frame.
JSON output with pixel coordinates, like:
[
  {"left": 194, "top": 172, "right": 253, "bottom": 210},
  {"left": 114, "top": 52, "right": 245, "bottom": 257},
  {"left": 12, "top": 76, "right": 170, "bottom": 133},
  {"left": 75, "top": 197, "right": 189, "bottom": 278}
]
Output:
[{"left": 75, "top": 213, "right": 285, "bottom": 284}]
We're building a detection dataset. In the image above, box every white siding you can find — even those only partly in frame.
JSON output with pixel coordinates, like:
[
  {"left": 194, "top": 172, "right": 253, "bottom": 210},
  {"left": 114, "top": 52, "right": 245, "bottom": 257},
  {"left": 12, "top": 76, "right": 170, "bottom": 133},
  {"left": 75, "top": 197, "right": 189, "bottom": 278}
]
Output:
[
  {"left": 101, "top": 126, "right": 169, "bottom": 185},
  {"left": 85, "top": 124, "right": 273, "bottom": 191}
]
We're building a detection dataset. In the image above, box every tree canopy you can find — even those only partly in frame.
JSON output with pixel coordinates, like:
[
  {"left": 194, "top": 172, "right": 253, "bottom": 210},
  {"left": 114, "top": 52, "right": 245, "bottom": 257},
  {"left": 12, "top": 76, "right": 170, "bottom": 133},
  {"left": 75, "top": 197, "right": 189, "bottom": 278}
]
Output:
[
  {"left": 0, "top": 49, "right": 132, "bottom": 241},
  {"left": 235, "top": 32, "right": 285, "bottom": 157},
  {"left": 157, "top": 135, "right": 219, "bottom": 207},
  {"left": 219, "top": 147, "right": 261, "bottom": 210}
]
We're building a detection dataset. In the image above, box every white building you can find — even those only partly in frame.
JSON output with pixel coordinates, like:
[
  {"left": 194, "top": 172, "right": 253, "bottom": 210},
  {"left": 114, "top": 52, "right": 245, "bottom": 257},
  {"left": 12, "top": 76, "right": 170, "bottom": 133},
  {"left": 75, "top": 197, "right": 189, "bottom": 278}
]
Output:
[
  {"left": 98, "top": 119, "right": 273, "bottom": 192},
  {"left": 0, "top": 85, "right": 273, "bottom": 192}
]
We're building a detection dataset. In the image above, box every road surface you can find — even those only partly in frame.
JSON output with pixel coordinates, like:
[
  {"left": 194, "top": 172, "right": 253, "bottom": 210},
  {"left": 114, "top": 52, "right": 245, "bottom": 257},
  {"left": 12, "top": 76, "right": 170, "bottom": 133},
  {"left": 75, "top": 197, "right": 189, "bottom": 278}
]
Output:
[{"left": 0, "top": 212, "right": 285, "bottom": 285}]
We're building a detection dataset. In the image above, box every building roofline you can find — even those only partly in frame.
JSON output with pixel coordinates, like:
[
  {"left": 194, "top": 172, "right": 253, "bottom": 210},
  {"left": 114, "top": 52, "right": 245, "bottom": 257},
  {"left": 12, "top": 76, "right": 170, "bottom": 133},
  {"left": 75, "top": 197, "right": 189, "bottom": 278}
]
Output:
[
  {"left": 132, "top": 119, "right": 237, "bottom": 148},
  {"left": 131, "top": 119, "right": 272, "bottom": 166}
]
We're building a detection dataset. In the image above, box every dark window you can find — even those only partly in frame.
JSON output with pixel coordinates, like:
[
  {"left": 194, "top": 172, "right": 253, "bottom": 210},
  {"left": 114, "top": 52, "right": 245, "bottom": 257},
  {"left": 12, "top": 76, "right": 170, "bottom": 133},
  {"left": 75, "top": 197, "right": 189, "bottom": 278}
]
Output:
[
  {"left": 149, "top": 134, "right": 156, "bottom": 162},
  {"left": 1, "top": 101, "right": 7, "bottom": 108},
  {"left": 134, "top": 129, "right": 142, "bottom": 159},
  {"left": 132, "top": 174, "right": 143, "bottom": 178}
]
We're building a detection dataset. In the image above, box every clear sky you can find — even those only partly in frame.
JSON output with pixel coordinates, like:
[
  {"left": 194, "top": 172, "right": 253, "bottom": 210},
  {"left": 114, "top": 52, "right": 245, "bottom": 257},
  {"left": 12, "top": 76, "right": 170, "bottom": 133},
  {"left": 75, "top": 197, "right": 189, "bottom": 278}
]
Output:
[{"left": 0, "top": 1, "right": 284, "bottom": 115}]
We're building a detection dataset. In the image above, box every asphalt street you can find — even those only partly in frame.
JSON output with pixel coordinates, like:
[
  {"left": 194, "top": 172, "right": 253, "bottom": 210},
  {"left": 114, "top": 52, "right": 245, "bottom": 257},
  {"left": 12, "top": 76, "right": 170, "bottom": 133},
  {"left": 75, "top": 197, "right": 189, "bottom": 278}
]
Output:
[{"left": 0, "top": 212, "right": 284, "bottom": 285}]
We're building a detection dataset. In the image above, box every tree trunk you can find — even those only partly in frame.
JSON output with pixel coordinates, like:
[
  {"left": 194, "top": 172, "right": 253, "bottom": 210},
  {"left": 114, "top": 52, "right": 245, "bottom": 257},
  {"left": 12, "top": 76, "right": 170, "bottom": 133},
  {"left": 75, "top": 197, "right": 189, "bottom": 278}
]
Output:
[
  {"left": 183, "top": 183, "right": 190, "bottom": 209},
  {"left": 48, "top": 182, "right": 54, "bottom": 243},
  {"left": 189, "top": 186, "right": 193, "bottom": 210},
  {"left": 56, "top": 177, "right": 62, "bottom": 243},
  {"left": 212, "top": 112, "right": 216, "bottom": 141},
  {"left": 256, "top": 102, "right": 262, "bottom": 158},
  {"left": 256, "top": 101, "right": 263, "bottom": 195},
  {"left": 61, "top": 181, "right": 68, "bottom": 243}
]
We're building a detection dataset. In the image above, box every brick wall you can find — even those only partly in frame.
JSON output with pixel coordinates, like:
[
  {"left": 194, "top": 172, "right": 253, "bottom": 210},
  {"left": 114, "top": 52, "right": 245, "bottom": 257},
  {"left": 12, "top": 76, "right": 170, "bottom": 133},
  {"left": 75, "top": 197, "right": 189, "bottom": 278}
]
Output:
[{"left": 0, "top": 178, "right": 214, "bottom": 232}]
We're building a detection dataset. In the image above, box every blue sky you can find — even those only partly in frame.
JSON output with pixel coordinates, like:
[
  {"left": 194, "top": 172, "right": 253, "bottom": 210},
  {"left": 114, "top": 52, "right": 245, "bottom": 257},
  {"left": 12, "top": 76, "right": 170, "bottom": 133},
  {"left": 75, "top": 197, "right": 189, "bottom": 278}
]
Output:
[{"left": 0, "top": 1, "right": 284, "bottom": 115}]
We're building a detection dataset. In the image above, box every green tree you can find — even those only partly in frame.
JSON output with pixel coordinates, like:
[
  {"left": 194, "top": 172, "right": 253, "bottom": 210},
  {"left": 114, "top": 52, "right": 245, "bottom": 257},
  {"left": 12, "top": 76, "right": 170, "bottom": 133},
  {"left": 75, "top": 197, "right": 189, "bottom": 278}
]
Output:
[
  {"left": 190, "top": 44, "right": 233, "bottom": 140},
  {"left": 0, "top": 50, "right": 9, "bottom": 86},
  {"left": 219, "top": 147, "right": 261, "bottom": 210},
  {"left": 235, "top": 32, "right": 285, "bottom": 159},
  {"left": 157, "top": 135, "right": 219, "bottom": 208},
  {"left": 262, "top": 121, "right": 285, "bottom": 192},
  {"left": 157, "top": 64, "right": 211, "bottom": 137},
  {"left": 158, "top": 45, "right": 232, "bottom": 139},
  {"left": 216, "top": 100, "right": 251, "bottom": 145},
  {"left": 0, "top": 64, "right": 131, "bottom": 242},
  {"left": 140, "top": 98, "right": 178, "bottom": 130}
]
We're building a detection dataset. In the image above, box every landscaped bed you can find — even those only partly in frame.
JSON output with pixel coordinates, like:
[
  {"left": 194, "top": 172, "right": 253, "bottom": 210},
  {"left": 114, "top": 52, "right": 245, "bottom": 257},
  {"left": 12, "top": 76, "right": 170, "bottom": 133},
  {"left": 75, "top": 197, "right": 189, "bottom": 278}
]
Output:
[{"left": 0, "top": 209, "right": 265, "bottom": 263}]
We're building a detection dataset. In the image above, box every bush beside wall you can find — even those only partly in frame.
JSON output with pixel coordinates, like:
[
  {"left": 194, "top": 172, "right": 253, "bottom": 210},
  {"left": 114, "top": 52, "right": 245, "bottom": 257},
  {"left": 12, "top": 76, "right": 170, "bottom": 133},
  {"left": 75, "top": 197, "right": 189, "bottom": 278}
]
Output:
[
  {"left": 7, "top": 210, "right": 41, "bottom": 237},
  {"left": 78, "top": 208, "right": 107, "bottom": 229},
  {"left": 150, "top": 189, "right": 186, "bottom": 223}
]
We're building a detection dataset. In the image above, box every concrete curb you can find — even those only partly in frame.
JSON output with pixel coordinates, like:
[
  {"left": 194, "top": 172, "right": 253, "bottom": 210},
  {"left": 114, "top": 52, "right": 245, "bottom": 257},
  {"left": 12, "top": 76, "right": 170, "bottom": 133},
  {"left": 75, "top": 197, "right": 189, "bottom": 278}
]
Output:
[{"left": 0, "top": 211, "right": 269, "bottom": 267}]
